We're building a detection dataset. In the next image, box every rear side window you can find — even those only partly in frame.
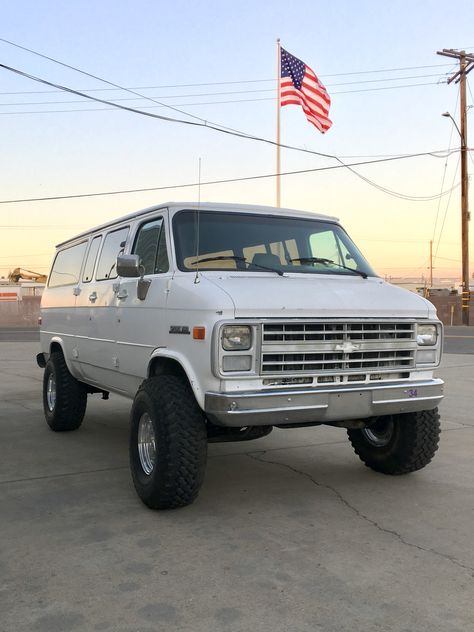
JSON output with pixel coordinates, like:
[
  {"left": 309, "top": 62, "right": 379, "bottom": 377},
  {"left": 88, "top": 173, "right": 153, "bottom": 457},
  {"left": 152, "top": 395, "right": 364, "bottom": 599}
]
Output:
[
  {"left": 132, "top": 218, "right": 169, "bottom": 275},
  {"left": 48, "top": 241, "right": 87, "bottom": 288},
  {"left": 96, "top": 227, "right": 129, "bottom": 281},
  {"left": 82, "top": 235, "right": 102, "bottom": 282}
]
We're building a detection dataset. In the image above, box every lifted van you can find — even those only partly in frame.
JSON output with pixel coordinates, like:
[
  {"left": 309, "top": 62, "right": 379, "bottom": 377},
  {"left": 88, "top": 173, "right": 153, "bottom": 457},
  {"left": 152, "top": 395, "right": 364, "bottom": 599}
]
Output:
[{"left": 37, "top": 202, "right": 443, "bottom": 509}]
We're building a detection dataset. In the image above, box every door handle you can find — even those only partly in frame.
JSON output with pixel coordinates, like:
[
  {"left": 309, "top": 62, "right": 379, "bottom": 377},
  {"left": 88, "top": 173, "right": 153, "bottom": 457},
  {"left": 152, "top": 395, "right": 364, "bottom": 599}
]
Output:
[
  {"left": 117, "top": 289, "right": 128, "bottom": 299},
  {"left": 89, "top": 291, "right": 97, "bottom": 302}
]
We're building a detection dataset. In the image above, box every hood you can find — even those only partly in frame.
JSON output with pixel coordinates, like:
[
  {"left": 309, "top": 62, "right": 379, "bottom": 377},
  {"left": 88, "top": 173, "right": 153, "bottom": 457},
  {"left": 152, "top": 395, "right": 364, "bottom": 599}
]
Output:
[{"left": 204, "top": 273, "right": 435, "bottom": 319}]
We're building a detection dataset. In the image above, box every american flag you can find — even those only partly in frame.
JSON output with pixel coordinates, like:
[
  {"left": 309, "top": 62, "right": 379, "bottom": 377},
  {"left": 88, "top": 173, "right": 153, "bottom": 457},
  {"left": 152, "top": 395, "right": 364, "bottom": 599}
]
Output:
[{"left": 280, "top": 47, "right": 332, "bottom": 133}]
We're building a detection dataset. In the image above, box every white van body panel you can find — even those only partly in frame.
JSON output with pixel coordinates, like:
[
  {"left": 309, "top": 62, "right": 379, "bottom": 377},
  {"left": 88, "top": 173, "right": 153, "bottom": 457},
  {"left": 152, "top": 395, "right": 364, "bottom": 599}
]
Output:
[
  {"left": 40, "top": 285, "right": 82, "bottom": 379},
  {"left": 204, "top": 273, "right": 435, "bottom": 320}
]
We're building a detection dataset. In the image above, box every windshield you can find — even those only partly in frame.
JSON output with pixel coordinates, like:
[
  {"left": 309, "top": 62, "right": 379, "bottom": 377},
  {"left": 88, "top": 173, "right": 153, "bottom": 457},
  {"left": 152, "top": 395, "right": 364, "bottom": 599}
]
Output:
[{"left": 173, "top": 210, "right": 376, "bottom": 277}]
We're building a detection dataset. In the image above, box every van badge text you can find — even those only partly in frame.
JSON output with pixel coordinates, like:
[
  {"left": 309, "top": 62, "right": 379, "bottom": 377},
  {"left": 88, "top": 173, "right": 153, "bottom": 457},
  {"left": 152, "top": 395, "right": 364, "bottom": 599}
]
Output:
[{"left": 169, "top": 326, "right": 191, "bottom": 335}]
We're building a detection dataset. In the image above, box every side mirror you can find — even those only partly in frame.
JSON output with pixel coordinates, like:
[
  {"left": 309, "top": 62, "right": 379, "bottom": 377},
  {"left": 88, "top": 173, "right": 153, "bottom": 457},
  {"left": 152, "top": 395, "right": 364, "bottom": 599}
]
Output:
[
  {"left": 117, "top": 254, "right": 151, "bottom": 301},
  {"left": 117, "top": 254, "right": 142, "bottom": 278}
]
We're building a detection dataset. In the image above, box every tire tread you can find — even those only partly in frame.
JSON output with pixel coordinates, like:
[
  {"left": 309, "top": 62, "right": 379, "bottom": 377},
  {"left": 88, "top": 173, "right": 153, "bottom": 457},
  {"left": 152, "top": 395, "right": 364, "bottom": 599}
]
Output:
[
  {"left": 347, "top": 409, "right": 440, "bottom": 475},
  {"left": 130, "top": 375, "right": 207, "bottom": 509},
  {"left": 43, "top": 351, "right": 87, "bottom": 432}
]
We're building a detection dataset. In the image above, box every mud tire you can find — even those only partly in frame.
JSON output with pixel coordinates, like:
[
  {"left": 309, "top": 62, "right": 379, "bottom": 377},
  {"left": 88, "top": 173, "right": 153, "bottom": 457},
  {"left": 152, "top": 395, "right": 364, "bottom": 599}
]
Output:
[
  {"left": 43, "top": 351, "right": 87, "bottom": 431},
  {"left": 129, "top": 375, "right": 208, "bottom": 509},
  {"left": 347, "top": 409, "right": 441, "bottom": 475}
]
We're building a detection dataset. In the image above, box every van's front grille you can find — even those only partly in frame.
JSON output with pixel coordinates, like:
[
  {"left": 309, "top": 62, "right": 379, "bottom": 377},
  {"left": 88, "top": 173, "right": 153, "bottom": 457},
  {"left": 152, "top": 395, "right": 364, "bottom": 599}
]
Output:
[
  {"left": 262, "top": 349, "right": 415, "bottom": 373},
  {"left": 261, "top": 321, "right": 416, "bottom": 375},
  {"left": 263, "top": 322, "right": 414, "bottom": 343}
]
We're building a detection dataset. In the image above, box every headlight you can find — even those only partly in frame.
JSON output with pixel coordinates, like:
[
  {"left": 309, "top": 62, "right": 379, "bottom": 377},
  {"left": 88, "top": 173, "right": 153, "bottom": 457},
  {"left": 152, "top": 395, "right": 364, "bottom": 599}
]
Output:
[
  {"left": 222, "top": 325, "right": 252, "bottom": 351},
  {"left": 417, "top": 324, "right": 437, "bottom": 346}
]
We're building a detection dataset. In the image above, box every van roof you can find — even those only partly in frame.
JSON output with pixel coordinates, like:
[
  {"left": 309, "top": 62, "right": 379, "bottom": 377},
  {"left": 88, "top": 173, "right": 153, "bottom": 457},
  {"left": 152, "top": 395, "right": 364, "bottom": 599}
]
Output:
[{"left": 56, "top": 202, "right": 339, "bottom": 248}]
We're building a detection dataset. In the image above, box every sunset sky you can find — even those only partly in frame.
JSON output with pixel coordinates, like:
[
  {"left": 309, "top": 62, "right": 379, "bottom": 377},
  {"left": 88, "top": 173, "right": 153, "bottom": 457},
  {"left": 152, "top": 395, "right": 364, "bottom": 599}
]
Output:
[{"left": 1, "top": 0, "right": 473, "bottom": 283}]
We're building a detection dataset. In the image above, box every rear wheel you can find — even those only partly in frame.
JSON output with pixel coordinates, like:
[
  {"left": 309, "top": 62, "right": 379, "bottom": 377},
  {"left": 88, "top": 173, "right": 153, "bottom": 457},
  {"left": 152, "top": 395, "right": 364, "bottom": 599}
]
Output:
[
  {"left": 347, "top": 409, "right": 440, "bottom": 474},
  {"left": 43, "top": 351, "right": 87, "bottom": 431},
  {"left": 129, "top": 375, "right": 207, "bottom": 509}
]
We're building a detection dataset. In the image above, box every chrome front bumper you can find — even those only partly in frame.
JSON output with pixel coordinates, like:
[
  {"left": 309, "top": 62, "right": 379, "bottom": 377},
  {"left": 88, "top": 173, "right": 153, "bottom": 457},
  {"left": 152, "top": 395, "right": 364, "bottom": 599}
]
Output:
[{"left": 204, "top": 379, "right": 444, "bottom": 427}]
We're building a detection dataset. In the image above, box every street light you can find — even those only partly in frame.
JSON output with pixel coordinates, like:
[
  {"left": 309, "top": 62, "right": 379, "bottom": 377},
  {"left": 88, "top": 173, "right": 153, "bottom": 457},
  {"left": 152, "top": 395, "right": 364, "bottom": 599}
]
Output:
[
  {"left": 442, "top": 111, "right": 462, "bottom": 139},
  {"left": 441, "top": 110, "right": 470, "bottom": 325}
]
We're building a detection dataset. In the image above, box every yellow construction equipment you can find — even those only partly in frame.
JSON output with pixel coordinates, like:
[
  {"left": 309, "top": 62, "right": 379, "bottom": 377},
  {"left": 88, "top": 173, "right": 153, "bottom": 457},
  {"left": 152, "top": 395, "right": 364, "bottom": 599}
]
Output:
[{"left": 8, "top": 268, "right": 47, "bottom": 283}]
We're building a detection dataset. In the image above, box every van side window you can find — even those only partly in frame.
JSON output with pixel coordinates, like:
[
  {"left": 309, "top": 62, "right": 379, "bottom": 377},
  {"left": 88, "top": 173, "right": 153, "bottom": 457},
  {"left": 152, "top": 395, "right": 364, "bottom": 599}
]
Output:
[
  {"left": 133, "top": 218, "right": 169, "bottom": 275},
  {"left": 96, "top": 227, "right": 129, "bottom": 281},
  {"left": 82, "top": 236, "right": 102, "bottom": 282},
  {"left": 48, "top": 241, "right": 87, "bottom": 288}
]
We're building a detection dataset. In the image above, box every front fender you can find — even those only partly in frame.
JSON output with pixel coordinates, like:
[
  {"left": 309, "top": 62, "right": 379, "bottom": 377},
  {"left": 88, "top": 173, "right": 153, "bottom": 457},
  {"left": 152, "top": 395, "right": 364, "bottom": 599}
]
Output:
[{"left": 147, "top": 348, "right": 209, "bottom": 410}]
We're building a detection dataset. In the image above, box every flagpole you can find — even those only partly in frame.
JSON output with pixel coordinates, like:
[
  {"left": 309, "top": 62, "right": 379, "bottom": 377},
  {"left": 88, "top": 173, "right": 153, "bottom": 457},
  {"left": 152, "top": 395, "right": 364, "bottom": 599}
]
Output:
[{"left": 276, "top": 38, "right": 281, "bottom": 208}]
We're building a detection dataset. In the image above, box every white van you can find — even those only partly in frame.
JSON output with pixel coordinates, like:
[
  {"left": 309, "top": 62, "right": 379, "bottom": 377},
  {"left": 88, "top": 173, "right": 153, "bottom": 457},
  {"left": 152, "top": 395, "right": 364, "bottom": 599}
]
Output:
[{"left": 37, "top": 202, "right": 444, "bottom": 509}]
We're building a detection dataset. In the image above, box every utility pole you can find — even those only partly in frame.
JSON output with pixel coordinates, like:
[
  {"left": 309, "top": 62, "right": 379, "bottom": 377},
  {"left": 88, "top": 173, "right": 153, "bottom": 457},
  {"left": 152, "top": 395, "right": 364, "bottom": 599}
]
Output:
[{"left": 437, "top": 48, "right": 474, "bottom": 325}]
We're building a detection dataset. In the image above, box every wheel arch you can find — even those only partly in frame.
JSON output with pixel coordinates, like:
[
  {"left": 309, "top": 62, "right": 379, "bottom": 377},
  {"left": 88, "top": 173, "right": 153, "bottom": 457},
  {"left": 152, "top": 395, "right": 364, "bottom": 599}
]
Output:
[
  {"left": 49, "top": 339, "right": 64, "bottom": 356},
  {"left": 147, "top": 350, "right": 205, "bottom": 409},
  {"left": 47, "top": 337, "right": 76, "bottom": 375}
]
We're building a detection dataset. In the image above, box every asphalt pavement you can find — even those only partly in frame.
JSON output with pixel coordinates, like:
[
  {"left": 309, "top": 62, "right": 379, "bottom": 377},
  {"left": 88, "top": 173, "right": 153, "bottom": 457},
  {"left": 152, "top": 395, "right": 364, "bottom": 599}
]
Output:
[
  {"left": 0, "top": 327, "right": 39, "bottom": 342},
  {"left": 0, "top": 340, "right": 473, "bottom": 631}
]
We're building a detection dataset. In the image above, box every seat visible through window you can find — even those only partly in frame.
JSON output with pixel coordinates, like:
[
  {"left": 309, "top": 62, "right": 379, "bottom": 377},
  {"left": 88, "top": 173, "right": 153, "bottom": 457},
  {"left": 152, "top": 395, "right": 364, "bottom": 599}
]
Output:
[{"left": 251, "top": 253, "right": 282, "bottom": 269}]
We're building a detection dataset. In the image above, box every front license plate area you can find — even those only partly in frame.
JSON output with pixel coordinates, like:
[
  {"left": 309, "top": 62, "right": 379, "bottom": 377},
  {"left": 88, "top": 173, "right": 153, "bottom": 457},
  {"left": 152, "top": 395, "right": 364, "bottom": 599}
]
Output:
[{"left": 329, "top": 390, "right": 371, "bottom": 418}]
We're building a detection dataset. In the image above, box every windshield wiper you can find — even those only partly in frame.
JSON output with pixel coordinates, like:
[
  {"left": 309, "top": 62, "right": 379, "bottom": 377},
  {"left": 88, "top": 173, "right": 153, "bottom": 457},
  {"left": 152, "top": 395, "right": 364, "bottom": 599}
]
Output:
[
  {"left": 190, "top": 255, "right": 284, "bottom": 276},
  {"left": 290, "top": 257, "right": 368, "bottom": 279}
]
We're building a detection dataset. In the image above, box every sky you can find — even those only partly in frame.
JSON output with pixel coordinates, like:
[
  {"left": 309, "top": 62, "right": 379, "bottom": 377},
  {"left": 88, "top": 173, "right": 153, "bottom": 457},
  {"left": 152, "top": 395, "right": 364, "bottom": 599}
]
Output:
[{"left": 1, "top": 0, "right": 473, "bottom": 283}]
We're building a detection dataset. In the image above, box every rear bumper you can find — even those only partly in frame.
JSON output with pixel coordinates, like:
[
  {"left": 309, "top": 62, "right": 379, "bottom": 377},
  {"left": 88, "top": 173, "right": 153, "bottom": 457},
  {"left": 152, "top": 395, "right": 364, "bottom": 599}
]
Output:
[{"left": 204, "top": 378, "right": 444, "bottom": 427}]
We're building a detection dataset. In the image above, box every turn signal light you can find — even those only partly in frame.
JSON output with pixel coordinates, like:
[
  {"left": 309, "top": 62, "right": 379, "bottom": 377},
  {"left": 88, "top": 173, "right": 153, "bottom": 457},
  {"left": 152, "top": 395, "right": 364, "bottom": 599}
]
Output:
[{"left": 193, "top": 326, "right": 206, "bottom": 340}]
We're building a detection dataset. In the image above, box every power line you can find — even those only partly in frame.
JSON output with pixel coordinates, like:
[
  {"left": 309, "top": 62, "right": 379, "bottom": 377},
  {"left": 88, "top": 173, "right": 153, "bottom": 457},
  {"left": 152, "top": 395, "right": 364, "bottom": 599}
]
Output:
[
  {"left": 0, "top": 150, "right": 462, "bottom": 206},
  {"left": 432, "top": 90, "right": 459, "bottom": 242},
  {"left": 377, "top": 264, "right": 429, "bottom": 270},
  {"left": 0, "top": 225, "right": 84, "bottom": 228},
  {"left": 0, "top": 61, "right": 350, "bottom": 161},
  {"left": 0, "top": 61, "right": 455, "bottom": 167},
  {"left": 333, "top": 80, "right": 445, "bottom": 94},
  {"left": 0, "top": 252, "right": 51, "bottom": 258},
  {"left": 355, "top": 237, "right": 447, "bottom": 244},
  {"left": 0, "top": 81, "right": 447, "bottom": 116},
  {"left": 0, "top": 264, "right": 50, "bottom": 268},
  {"left": 0, "top": 36, "right": 224, "bottom": 128},
  {"left": 434, "top": 154, "right": 461, "bottom": 258},
  {"left": 0, "top": 69, "right": 448, "bottom": 95},
  {"left": 0, "top": 73, "right": 448, "bottom": 107},
  {"left": 434, "top": 255, "right": 461, "bottom": 262},
  {"left": 0, "top": 37, "right": 455, "bottom": 90},
  {"left": 0, "top": 38, "right": 451, "bottom": 159},
  {"left": 0, "top": 79, "right": 277, "bottom": 96}
]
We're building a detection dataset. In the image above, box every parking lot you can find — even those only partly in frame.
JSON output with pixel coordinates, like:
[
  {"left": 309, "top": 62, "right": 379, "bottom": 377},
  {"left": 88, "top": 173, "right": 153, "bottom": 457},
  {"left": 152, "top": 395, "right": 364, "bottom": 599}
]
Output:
[{"left": 1, "top": 337, "right": 473, "bottom": 631}]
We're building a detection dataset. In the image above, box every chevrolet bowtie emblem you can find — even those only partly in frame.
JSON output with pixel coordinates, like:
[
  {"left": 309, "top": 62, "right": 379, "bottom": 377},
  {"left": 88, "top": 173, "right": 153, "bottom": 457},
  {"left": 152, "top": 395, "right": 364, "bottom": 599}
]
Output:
[{"left": 335, "top": 341, "right": 361, "bottom": 353}]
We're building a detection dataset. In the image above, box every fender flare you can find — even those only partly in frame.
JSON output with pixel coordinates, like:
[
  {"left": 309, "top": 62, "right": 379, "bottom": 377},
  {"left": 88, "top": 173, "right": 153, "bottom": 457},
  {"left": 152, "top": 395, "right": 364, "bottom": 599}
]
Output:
[
  {"left": 47, "top": 336, "right": 76, "bottom": 375},
  {"left": 147, "top": 348, "right": 206, "bottom": 410}
]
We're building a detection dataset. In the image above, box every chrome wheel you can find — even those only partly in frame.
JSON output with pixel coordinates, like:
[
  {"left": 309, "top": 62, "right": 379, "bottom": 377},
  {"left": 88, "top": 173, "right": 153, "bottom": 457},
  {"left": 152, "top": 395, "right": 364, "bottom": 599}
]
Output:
[
  {"left": 362, "top": 417, "right": 395, "bottom": 447},
  {"left": 46, "top": 373, "right": 56, "bottom": 412},
  {"left": 138, "top": 412, "right": 156, "bottom": 475}
]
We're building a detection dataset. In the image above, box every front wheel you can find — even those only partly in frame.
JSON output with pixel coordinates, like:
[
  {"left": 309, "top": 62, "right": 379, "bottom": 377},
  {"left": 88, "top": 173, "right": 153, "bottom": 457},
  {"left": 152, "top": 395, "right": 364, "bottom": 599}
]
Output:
[
  {"left": 129, "top": 375, "right": 208, "bottom": 510},
  {"left": 347, "top": 409, "right": 440, "bottom": 475}
]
